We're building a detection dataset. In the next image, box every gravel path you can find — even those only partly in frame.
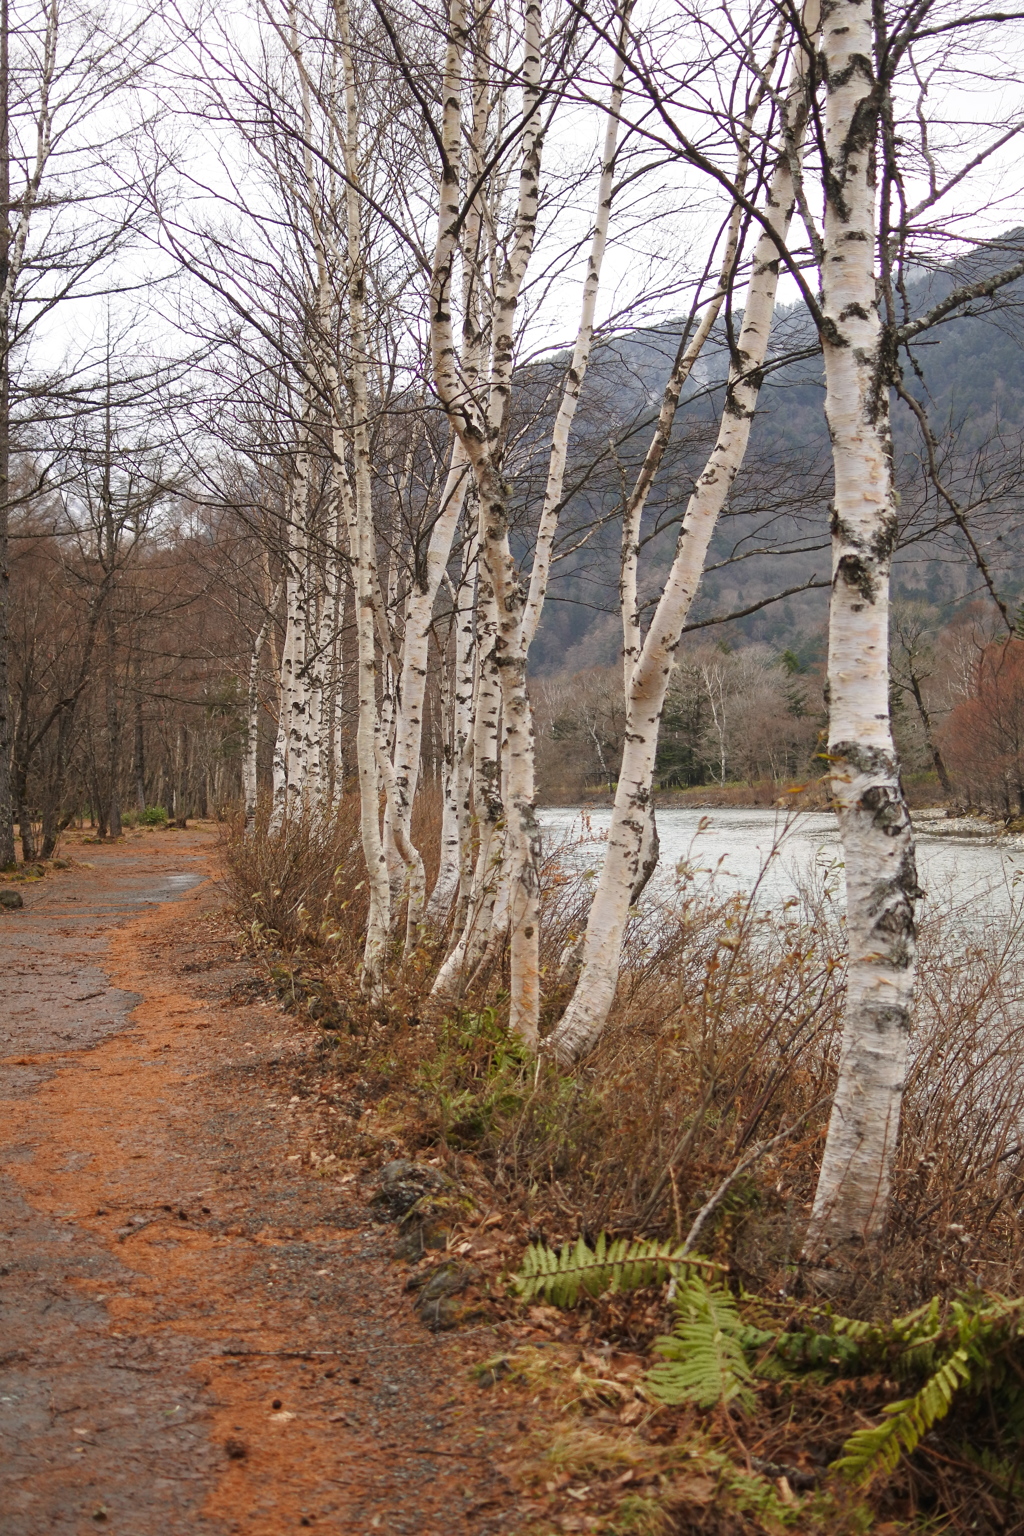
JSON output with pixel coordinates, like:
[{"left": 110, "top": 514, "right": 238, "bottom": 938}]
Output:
[{"left": 0, "top": 831, "right": 516, "bottom": 1536}]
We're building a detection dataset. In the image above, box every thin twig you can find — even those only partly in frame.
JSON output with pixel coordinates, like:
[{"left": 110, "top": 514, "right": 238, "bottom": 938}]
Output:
[{"left": 679, "top": 1097, "right": 832, "bottom": 1259}]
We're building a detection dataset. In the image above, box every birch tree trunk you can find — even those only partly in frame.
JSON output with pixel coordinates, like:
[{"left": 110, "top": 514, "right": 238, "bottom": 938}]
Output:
[
  {"left": 429, "top": 0, "right": 638, "bottom": 1041},
  {"left": 269, "top": 643, "right": 289, "bottom": 835},
  {"left": 803, "top": 0, "right": 920, "bottom": 1261},
  {"left": 305, "top": 548, "right": 327, "bottom": 816},
  {"left": 427, "top": 551, "right": 477, "bottom": 925},
  {"left": 269, "top": 476, "right": 307, "bottom": 835},
  {"left": 430, "top": 574, "right": 504, "bottom": 997},
  {"left": 388, "top": 448, "right": 470, "bottom": 952},
  {"left": 244, "top": 584, "right": 281, "bottom": 833},
  {"left": 338, "top": 0, "right": 390, "bottom": 992},
  {"left": 324, "top": 507, "right": 346, "bottom": 809},
  {"left": 430, "top": 620, "right": 461, "bottom": 921},
  {"left": 329, "top": 565, "right": 346, "bottom": 802},
  {"left": 547, "top": 19, "right": 817, "bottom": 1065},
  {"left": 283, "top": 436, "right": 311, "bottom": 827},
  {"left": 521, "top": 0, "right": 630, "bottom": 651}
]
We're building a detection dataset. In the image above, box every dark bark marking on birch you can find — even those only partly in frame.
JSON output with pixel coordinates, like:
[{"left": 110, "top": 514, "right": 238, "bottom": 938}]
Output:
[{"left": 835, "top": 552, "right": 877, "bottom": 602}]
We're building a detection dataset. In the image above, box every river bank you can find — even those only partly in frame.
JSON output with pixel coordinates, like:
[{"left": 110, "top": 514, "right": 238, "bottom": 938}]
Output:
[{"left": 218, "top": 811, "right": 1024, "bottom": 1536}]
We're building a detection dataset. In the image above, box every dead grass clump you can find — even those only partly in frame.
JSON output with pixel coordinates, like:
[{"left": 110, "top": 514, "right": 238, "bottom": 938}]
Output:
[
  {"left": 222, "top": 797, "right": 368, "bottom": 958},
  {"left": 225, "top": 804, "right": 1024, "bottom": 1313},
  {"left": 881, "top": 895, "right": 1024, "bottom": 1306},
  {"left": 224, "top": 808, "right": 847, "bottom": 1288}
]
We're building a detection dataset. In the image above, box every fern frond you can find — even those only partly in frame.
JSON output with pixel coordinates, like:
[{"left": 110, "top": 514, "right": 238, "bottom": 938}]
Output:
[
  {"left": 833, "top": 1346, "right": 972, "bottom": 1483},
  {"left": 646, "top": 1273, "right": 756, "bottom": 1413},
  {"left": 514, "top": 1234, "right": 721, "bottom": 1309}
]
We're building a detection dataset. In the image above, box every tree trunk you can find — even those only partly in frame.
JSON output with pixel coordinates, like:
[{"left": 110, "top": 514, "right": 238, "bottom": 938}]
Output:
[
  {"left": 171, "top": 723, "right": 189, "bottom": 828},
  {"left": 244, "top": 587, "right": 279, "bottom": 832},
  {"left": 14, "top": 759, "right": 34, "bottom": 862},
  {"left": 427, "top": 555, "right": 477, "bottom": 925},
  {"left": 268, "top": 610, "right": 290, "bottom": 835},
  {"left": 0, "top": 0, "right": 13, "bottom": 869},
  {"left": 803, "top": 0, "right": 920, "bottom": 1262},
  {"left": 908, "top": 672, "right": 952, "bottom": 795},
  {"left": 104, "top": 610, "right": 122, "bottom": 839},
  {"left": 427, "top": 0, "right": 545, "bottom": 1042},
  {"left": 388, "top": 448, "right": 470, "bottom": 952},
  {"left": 133, "top": 667, "right": 146, "bottom": 813},
  {"left": 270, "top": 457, "right": 309, "bottom": 835},
  {"left": 284, "top": 427, "right": 311, "bottom": 826},
  {"left": 430, "top": 578, "right": 503, "bottom": 998},
  {"left": 546, "top": 21, "right": 816, "bottom": 1065},
  {"left": 338, "top": 0, "right": 390, "bottom": 993}
]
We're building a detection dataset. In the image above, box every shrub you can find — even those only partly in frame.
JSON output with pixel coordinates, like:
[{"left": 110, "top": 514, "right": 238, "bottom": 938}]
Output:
[{"left": 225, "top": 799, "right": 1024, "bottom": 1307}]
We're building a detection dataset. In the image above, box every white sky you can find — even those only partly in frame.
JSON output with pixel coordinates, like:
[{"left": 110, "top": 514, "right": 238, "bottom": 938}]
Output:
[{"left": 18, "top": 0, "right": 1024, "bottom": 390}]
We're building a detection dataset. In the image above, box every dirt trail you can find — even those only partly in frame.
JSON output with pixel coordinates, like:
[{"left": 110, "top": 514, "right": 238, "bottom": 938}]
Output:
[{"left": 0, "top": 831, "right": 517, "bottom": 1535}]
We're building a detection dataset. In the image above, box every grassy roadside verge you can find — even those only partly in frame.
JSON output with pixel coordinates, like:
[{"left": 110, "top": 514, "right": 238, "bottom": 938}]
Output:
[{"left": 221, "top": 808, "right": 1024, "bottom": 1535}]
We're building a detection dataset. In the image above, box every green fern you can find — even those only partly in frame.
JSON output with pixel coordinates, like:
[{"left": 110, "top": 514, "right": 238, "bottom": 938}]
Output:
[
  {"left": 646, "top": 1273, "right": 756, "bottom": 1413},
  {"left": 833, "top": 1293, "right": 1024, "bottom": 1485},
  {"left": 514, "top": 1233, "right": 721, "bottom": 1308},
  {"left": 764, "top": 1296, "right": 942, "bottom": 1381},
  {"left": 833, "top": 1347, "right": 972, "bottom": 1482}
]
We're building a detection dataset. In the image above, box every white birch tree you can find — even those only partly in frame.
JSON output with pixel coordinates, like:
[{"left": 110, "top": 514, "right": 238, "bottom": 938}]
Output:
[
  {"left": 547, "top": 9, "right": 819, "bottom": 1062},
  {"left": 422, "top": 0, "right": 641, "bottom": 1040}
]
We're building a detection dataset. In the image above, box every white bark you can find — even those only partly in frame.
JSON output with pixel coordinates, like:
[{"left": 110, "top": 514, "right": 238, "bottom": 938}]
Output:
[
  {"left": 329, "top": 561, "right": 346, "bottom": 800},
  {"left": 547, "top": 17, "right": 818, "bottom": 1065},
  {"left": 379, "top": 0, "right": 489, "bottom": 957},
  {"left": 427, "top": 550, "right": 477, "bottom": 925},
  {"left": 427, "top": 0, "right": 545, "bottom": 1040},
  {"left": 319, "top": 504, "right": 346, "bottom": 811},
  {"left": 268, "top": 620, "right": 290, "bottom": 835},
  {"left": 616, "top": 14, "right": 787, "bottom": 688},
  {"left": 804, "top": 0, "right": 920, "bottom": 1259},
  {"left": 283, "top": 418, "right": 311, "bottom": 824},
  {"left": 521, "top": 1, "right": 630, "bottom": 650},
  {"left": 556, "top": 23, "right": 784, "bottom": 984},
  {"left": 269, "top": 451, "right": 311, "bottom": 835},
  {"left": 305, "top": 548, "right": 329, "bottom": 815},
  {"left": 431, "top": 619, "right": 461, "bottom": 920},
  {"left": 244, "top": 582, "right": 281, "bottom": 832},
  {"left": 432, "top": 0, "right": 639, "bottom": 1041},
  {"left": 337, "top": 0, "right": 390, "bottom": 992},
  {"left": 388, "top": 447, "right": 470, "bottom": 951},
  {"left": 430, "top": 572, "right": 504, "bottom": 997}
]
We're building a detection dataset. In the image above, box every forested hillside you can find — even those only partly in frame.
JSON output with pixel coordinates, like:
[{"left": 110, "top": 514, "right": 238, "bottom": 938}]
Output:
[{"left": 529, "top": 236, "right": 1024, "bottom": 674}]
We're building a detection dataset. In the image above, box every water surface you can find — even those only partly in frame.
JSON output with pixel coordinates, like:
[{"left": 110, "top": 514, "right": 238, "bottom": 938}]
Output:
[{"left": 539, "top": 805, "right": 1024, "bottom": 918}]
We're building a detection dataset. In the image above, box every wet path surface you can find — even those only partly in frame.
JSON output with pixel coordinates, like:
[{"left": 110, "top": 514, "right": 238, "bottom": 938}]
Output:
[
  {"left": 1, "top": 837, "right": 221, "bottom": 1533},
  {"left": 0, "top": 832, "right": 516, "bottom": 1536},
  {"left": 3, "top": 856, "right": 204, "bottom": 1084}
]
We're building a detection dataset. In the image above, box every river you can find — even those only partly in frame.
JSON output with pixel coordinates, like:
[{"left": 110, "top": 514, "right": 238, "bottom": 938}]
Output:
[{"left": 539, "top": 805, "right": 1024, "bottom": 919}]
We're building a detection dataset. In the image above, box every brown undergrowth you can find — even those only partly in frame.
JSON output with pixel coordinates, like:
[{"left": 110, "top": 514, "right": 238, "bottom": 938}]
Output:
[{"left": 222, "top": 801, "right": 1024, "bottom": 1534}]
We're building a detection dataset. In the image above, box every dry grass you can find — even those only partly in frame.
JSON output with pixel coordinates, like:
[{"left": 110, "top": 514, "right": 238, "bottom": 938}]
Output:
[
  {"left": 221, "top": 800, "right": 1024, "bottom": 1534},
  {"left": 223, "top": 798, "right": 1024, "bottom": 1309}
]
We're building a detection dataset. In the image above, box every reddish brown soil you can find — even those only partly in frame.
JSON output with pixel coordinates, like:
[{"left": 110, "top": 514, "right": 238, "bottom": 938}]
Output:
[{"left": 0, "top": 830, "right": 519, "bottom": 1536}]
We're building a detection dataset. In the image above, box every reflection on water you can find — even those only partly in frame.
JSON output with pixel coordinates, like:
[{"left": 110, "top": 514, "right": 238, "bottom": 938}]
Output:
[{"left": 539, "top": 806, "right": 1024, "bottom": 918}]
